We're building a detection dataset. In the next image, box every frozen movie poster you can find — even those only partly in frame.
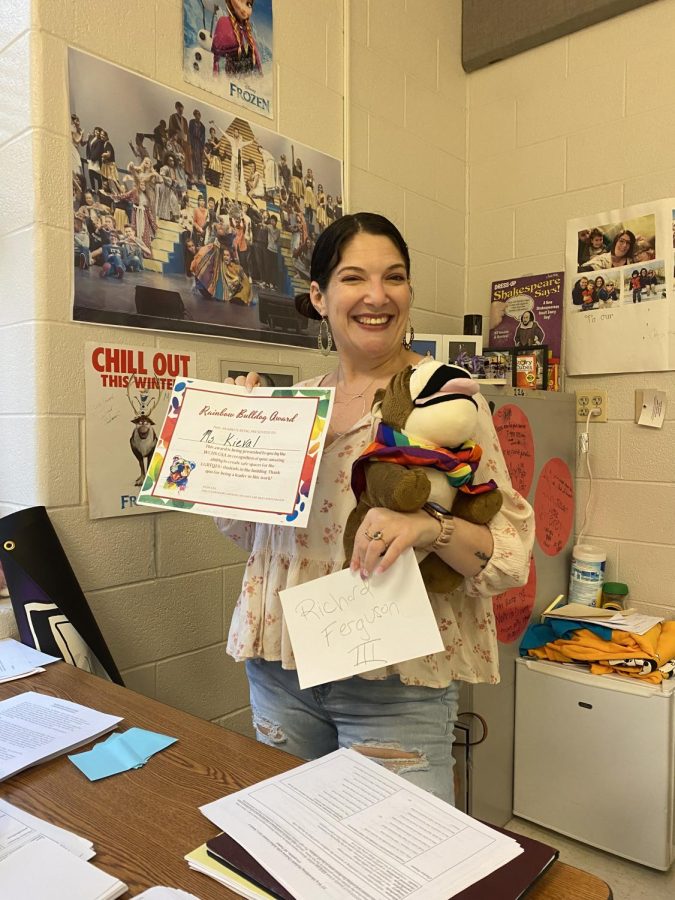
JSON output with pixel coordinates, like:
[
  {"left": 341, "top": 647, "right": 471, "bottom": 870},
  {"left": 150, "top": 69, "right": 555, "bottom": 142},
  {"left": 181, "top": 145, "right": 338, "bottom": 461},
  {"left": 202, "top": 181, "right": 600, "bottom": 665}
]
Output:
[
  {"left": 84, "top": 342, "right": 196, "bottom": 518},
  {"left": 69, "top": 49, "right": 343, "bottom": 349},
  {"left": 183, "top": 0, "right": 274, "bottom": 119},
  {"left": 565, "top": 200, "right": 675, "bottom": 375}
]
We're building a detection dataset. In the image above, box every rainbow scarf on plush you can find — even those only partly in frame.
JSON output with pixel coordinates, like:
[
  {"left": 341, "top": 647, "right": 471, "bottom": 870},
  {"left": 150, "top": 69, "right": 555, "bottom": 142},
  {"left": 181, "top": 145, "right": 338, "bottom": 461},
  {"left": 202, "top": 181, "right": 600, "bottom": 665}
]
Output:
[{"left": 351, "top": 424, "right": 498, "bottom": 501}]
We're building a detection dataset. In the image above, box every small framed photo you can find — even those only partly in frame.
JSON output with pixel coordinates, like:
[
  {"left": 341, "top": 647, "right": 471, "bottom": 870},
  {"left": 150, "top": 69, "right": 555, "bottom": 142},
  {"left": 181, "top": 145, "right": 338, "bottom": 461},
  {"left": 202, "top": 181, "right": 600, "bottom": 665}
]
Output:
[
  {"left": 473, "top": 347, "right": 512, "bottom": 382},
  {"left": 219, "top": 361, "right": 300, "bottom": 388},
  {"left": 442, "top": 334, "right": 483, "bottom": 369},
  {"left": 512, "top": 345, "right": 548, "bottom": 390},
  {"left": 410, "top": 333, "right": 443, "bottom": 359}
]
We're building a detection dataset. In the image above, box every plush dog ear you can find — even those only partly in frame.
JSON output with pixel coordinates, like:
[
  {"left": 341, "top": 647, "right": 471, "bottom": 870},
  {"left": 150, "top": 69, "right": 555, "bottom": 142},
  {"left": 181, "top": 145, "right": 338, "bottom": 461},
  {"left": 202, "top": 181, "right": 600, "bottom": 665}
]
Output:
[{"left": 371, "top": 387, "right": 386, "bottom": 417}]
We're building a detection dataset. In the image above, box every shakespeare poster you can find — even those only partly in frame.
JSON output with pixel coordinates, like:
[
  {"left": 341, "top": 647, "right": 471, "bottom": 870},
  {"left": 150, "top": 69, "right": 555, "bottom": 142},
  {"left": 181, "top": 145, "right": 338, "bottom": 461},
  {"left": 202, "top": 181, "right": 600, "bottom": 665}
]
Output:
[
  {"left": 69, "top": 48, "right": 343, "bottom": 349},
  {"left": 183, "top": 0, "right": 274, "bottom": 119},
  {"left": 84, "top": 342, "right": 196, "bottom": 518},
  {"left": 565, "top": 199, "right": 674, "bottom": 375},
  {"left": 488, "top": 272, "right": 563, "bottom": 390}
]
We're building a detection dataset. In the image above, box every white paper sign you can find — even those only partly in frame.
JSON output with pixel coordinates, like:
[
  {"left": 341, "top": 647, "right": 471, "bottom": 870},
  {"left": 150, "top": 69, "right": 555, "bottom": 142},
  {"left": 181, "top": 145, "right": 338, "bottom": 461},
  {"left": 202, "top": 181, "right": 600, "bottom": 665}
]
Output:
[
  {"left": 636, "top": 388, "right": 667, "bottom": 428},
  {"left": 136, "top": 379, "right": 333, "bottom": 526},
  {"left": 280, "top": 549, "right": 444, "bottom": 688}
]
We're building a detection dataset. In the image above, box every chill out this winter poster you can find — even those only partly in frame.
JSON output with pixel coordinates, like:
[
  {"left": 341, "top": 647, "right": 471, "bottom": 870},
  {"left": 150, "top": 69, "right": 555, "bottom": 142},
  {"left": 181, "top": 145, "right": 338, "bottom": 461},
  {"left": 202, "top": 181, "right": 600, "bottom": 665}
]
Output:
[{"left": 84, "top": 342, "right": 196, "bottom": 519}]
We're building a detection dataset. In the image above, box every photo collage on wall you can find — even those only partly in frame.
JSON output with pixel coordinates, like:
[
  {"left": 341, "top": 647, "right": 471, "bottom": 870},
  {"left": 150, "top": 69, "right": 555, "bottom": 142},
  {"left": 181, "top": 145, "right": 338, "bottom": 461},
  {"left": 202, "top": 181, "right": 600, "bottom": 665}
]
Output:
[
  {"left": 572, "top": 212, "right": 662, "bottom": 312},
  {"left": 69, "top": 48, "right": 343, "bottom": 350},
  {"left": 565, "top": 200, "right": 675, "bottom": 376}
]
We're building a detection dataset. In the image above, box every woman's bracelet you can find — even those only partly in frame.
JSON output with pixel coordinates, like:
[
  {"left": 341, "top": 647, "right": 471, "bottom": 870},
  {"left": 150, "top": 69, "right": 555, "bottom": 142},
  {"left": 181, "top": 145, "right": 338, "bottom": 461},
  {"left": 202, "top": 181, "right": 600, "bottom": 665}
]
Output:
[{"left": 422, "top": 503, "right": 455, "bottom": 550}]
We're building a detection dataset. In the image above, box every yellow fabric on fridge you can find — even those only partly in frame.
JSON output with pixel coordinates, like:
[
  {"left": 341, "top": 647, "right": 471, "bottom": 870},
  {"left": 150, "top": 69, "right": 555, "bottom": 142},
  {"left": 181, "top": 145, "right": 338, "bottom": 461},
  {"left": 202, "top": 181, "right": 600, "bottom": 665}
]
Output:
[{"left": 528, "top": 621, "right": 675, "bottom": 683}]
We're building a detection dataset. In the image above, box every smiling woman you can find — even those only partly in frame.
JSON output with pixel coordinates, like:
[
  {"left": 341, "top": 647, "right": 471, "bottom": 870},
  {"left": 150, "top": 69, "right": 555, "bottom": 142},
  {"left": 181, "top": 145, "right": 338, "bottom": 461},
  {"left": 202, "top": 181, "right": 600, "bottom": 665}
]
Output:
[{"left": 215, "top": 212, "right": 535, "bottom": 805}]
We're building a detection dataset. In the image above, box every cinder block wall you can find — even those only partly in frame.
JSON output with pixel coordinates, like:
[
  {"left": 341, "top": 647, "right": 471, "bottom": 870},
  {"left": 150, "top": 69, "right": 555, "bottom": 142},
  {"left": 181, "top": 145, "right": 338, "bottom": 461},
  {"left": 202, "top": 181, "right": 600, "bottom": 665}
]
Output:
[
  {"left": 0, "top": 0, "right": 467, "bottom": 730},
  {"left": 466, "top": 0, "right": 675, "bottom": 619}
]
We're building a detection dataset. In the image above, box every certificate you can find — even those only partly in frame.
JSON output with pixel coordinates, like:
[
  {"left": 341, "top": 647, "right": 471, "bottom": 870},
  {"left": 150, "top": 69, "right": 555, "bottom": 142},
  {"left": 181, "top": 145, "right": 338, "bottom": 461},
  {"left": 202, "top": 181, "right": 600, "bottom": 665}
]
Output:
[
  {"left": 279, "top": 549, "right": 444, "bottom": 688},
  {"left": 136, "top": 378, "right": 333, "bottom": 526}
]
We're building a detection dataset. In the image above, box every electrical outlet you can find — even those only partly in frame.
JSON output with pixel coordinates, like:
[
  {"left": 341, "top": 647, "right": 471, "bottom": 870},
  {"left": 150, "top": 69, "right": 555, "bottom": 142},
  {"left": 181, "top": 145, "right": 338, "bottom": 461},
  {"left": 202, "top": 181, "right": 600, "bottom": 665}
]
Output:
[{"left": 575, "top": 389, "right": 608, "bottom": 423}]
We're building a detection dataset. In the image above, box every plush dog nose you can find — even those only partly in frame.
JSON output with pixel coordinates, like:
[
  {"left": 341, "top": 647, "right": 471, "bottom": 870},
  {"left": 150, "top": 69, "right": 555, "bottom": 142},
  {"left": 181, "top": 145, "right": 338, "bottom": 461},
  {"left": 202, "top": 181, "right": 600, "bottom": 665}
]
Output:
[{"left": 440, "top": 377, "right": 479, "bottom": 397}]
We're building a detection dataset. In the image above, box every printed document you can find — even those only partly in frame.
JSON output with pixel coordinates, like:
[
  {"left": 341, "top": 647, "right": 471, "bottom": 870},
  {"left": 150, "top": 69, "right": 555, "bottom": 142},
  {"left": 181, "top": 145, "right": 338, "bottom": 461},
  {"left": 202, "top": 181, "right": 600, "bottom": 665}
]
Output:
[
  {"left": 0, "top": 798, "right": 94, "bottom": 861},
  {"left": 201, "top": 748, "right": 522, "bottom": 900},
  {"left": 0, "top": 691, "right": 122, "bottom": 781},
  {"left": 0, "top": 638, "right": 59, "bottom": 683}
]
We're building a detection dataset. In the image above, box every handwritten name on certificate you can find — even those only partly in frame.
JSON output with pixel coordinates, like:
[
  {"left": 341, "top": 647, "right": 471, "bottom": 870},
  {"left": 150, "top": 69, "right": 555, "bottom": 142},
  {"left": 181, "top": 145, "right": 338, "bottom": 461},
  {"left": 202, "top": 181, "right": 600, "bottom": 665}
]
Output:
[
  {"left": 136, "top": 378, "right": 333, "bottom": 526},
  {"left": 280, "top": 549, "right": 444, "bottom": 688}
]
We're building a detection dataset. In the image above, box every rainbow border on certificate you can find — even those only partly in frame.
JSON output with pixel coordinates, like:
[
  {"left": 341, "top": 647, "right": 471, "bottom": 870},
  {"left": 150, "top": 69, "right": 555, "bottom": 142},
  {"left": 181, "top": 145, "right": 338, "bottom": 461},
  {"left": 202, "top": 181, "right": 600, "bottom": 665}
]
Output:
[{"left": 139, "top": 380, "right": 332, "bottom": 523}]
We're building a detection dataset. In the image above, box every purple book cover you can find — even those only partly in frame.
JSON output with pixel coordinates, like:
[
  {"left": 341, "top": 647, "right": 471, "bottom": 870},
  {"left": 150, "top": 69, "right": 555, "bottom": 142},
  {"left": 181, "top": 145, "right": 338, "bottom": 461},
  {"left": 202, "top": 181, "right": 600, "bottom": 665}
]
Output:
[{"left": 488, "top": 273, "right": 563, "bottom": 360}]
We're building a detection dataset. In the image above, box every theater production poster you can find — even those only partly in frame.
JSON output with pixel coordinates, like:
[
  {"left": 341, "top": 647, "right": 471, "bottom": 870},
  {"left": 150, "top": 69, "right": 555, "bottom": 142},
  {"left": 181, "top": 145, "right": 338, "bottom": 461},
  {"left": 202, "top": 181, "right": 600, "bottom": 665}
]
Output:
[
  {"left": 488, "top": 272, "right": 564, "bottom": 390},
  {"left": 565, "top": 199, "right": 675, "bottom": 375},
  {"left": 69, "top": 48, "right": 343, "bottom": 349},
  {"left": 84, "top": 342, "right": 196, "bottom": 519},
  {"left": 183, "top": 0, "right": 274, "bottom": 119}
]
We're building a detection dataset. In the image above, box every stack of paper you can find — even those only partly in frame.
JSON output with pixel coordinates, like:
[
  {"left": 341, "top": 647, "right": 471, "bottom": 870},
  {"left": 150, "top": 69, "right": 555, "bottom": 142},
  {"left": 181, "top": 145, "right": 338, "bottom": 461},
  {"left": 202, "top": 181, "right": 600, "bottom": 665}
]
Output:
[
  {"left": 186, "top": 844, "right": 276, "bottom": 900},
  {"left": 0, "top": 839, "right": 126, "bottom": 900},
  {"left": 188, "top": 748, "right": 546, "bottom": 900},
  {"left": 573, "top": 612, "right": 665, "bottom": 635},
  {"left": 135, "top": 890, "right": 200, "bottom": 900},
  {"left": 543, "top": 604, "right": 664, "bottom": 635},
  {"left": 0, "top": 798, "right": 94, "bottom": 862},
  {"left": 0, "top": 691, "right": 122, "bottom": 781},
  {"left": 0, "top": 639, "right": 59, "bottom": 683}
]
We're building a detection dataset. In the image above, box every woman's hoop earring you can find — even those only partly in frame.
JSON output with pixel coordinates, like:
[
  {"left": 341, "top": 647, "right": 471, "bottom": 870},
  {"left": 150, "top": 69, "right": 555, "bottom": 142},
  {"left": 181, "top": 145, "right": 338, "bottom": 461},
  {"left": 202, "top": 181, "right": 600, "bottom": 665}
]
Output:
[
  {"left": 409, "top": 284, "right": 415, "bottom": 306},
  {"left": 318, "top": 316, "right": 333, "bottom": 355},
  {"left": 402, "top": 317, "right": 415, "bottom": 351}
]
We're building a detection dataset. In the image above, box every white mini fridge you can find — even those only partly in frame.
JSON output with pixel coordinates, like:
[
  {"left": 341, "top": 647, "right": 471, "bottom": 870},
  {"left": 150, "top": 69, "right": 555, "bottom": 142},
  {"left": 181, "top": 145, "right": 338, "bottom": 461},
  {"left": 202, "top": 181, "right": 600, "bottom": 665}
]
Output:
[{"left": 513, "top": 657, "right": 675, "bottom": 870}]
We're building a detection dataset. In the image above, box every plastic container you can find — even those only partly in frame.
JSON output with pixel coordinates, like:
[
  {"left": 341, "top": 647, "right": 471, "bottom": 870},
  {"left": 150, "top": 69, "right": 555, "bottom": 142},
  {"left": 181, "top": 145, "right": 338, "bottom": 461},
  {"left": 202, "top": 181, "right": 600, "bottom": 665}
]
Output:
[
  {"left": 463, "top": 314, "right": 483, "bottom": 336},
  {"left": 568, "top": 544, "right": 606, "bottom": 607},
  {"left": 601, "top": 581, "right": 629, "bottom": 611}
]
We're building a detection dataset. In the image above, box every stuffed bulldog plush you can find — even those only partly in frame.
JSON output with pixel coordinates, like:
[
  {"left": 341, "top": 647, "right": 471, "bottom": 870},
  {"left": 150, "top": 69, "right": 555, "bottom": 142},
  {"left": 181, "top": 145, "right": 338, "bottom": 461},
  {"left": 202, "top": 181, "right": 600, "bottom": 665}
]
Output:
[{"left": 344, "top": 361, "right": 503, "bottom": 593}]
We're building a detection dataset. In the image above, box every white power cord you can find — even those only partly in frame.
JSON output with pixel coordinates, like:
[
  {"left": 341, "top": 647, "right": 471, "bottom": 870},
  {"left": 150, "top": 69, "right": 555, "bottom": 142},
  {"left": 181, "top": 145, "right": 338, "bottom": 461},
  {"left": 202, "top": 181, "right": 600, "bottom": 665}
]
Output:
[{"left": 577, "top": 407, "right": 600, "bottom": 546}]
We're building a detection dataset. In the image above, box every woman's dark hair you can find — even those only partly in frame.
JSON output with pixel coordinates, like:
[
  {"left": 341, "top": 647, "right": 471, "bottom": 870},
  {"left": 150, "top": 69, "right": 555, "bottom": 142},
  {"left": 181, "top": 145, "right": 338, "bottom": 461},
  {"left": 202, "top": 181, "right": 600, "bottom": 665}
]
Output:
[
  {"left": 611, "top": 229, "right": 636, "bottom": 257},
  {"left": 295, "top": 213, "right": 411, "bottom": 320}
]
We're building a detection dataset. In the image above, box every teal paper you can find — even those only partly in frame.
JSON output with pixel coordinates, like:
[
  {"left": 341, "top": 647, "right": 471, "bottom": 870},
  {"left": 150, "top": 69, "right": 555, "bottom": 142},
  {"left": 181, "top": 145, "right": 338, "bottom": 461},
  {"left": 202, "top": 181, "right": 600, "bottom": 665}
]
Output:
[{"left": 68, "top": 727, "right": 177, "bottom": 781}]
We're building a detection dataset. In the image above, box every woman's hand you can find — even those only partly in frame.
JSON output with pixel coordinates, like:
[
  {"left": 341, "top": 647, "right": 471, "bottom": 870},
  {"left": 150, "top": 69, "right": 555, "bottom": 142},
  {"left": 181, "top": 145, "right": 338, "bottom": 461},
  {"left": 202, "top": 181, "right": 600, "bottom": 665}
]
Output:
[
  {"left": 350, "top": 508, "right": 440, "bottom": 579},
  {"left": 223, "top": 371, "right": 264, "bottom": 392}
]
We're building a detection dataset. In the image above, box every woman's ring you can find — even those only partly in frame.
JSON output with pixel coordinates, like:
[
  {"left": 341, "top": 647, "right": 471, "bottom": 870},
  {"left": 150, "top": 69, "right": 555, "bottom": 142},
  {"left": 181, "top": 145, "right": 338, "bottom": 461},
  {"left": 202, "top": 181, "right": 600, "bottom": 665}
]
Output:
[{"left": 365, "top": 529, "right": 385, "bottom": 542}]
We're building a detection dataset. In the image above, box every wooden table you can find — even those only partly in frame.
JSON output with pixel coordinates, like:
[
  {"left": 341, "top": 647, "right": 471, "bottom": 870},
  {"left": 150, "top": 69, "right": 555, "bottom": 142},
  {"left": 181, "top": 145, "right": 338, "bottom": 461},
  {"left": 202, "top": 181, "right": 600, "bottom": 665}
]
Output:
[{"left": 0, "top": 663, "right": 612, "bottom": 899}]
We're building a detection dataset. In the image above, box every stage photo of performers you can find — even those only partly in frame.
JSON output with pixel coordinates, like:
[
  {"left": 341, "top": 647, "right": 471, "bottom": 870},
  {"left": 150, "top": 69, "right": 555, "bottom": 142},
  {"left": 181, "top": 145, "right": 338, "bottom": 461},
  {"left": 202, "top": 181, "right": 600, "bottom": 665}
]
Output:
[{"left": 69, "top": 49, "right": 343, "bottom": 349}]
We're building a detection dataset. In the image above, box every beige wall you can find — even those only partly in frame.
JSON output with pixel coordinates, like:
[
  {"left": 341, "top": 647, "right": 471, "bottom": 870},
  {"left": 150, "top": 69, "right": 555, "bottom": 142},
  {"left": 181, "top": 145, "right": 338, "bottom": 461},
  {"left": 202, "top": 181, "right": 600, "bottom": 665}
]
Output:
[
  {"left": 466, "top": 0, "right": 675, "bottom": 620},
  {"left": 0, "top": 0, "right": 467, "bottom": 729},
  {"left": 4, "top": 0, "right": 671, "bottom": 730}
]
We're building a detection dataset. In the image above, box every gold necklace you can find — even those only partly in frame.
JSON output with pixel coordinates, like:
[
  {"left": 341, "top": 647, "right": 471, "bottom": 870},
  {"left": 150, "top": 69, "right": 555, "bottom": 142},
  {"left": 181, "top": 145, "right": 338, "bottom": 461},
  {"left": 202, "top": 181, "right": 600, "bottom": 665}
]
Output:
[
  {"left": 330, "top": 374, "right": 379, "bottom": 437},
  {"left": 334, "top": 372, "right": 378, "bottom": 405}
]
